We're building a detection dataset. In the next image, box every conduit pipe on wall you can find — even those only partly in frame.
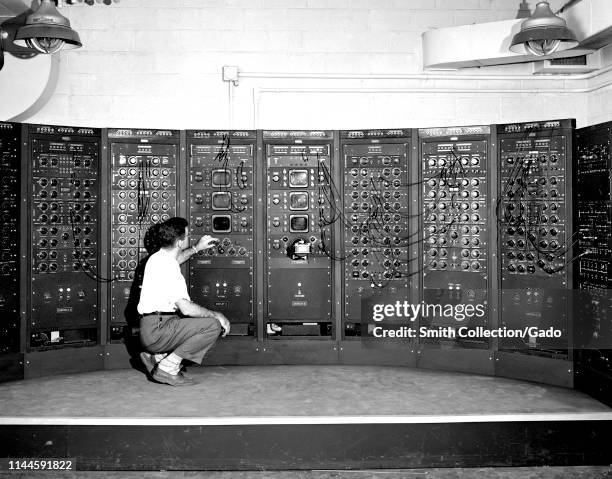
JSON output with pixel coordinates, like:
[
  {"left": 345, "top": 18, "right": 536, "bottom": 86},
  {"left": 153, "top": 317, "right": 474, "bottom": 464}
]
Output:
[
  {"left": 249, "top": 80, "right": 612, "bottom": 128},
  {"left": 237, "top": 64, "right": 612, "bottom": 82}
]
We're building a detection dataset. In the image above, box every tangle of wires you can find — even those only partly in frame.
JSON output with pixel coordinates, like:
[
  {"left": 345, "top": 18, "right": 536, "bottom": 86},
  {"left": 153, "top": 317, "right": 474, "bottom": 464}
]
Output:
[
  {"left": 68, "top": 170, "right": 115, "bottom": 283},
  {"left": 496, "top": 126, "right": 581, "bottom": 274},
  {"left": 214, "top": 133, "right": 246, "bottom": 214},
  {"left": 315, "top": 152, "right": 345, "bottom": 262},
  {"left": 396, "top": 146, "right": 472, "bottom": 280},
  {"left": 340, "top": 153, "right": 422, "bottom": 287}
]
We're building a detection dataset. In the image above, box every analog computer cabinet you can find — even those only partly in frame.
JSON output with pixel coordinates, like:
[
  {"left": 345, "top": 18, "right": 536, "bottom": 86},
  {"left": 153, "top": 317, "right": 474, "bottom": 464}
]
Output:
[
  {"left": 338, "top": 129, "right": 417, "bottom": 366},
  {"left": 417, "top": 125, "right": 496, "bottom": 375},
  {"left": 106, "top": 128, "right": 181, "bottom": 366},
  {"left": 497, "top": 119, "right": 575, "bottom": 387},
  {"left": 574, "top": 121, "right": 612, "bottom": 405},
  {"left": 24, "top": 124, "right": 103, "bottom": 377},
  {"left": 186, "top": 130, "right": 257, "bottom": 337},
  {"left": 0, "top": 122, "right": 23, "bottom": 382},
  {"left": 261, "top": 130, "right": 338, "bottom": 363}
]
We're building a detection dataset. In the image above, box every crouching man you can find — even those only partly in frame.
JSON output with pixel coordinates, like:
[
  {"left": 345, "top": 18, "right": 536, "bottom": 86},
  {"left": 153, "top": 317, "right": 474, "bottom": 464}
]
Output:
[{"left": 137, "top": 217, "right": 230, "bottom": 386}]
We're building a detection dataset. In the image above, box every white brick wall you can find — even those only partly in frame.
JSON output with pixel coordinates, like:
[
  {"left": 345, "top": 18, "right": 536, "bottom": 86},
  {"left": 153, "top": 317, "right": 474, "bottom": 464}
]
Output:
[{"left": 1, "top": 0, "right": 607, "bottom": 129}]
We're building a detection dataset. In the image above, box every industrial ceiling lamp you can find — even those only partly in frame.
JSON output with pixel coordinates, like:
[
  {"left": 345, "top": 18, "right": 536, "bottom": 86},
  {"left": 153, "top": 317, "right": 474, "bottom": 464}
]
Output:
[
  {"left": 510, "top": 1, "right": 578, "bottom": 56},
  {"left": 14, "top": 0, "right": 82, "bottom": 54}
]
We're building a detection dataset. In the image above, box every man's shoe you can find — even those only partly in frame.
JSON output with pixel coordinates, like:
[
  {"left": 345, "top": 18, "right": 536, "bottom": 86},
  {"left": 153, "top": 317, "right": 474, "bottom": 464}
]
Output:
[
  {"left": 140, "top": 352, "right": 156, "bottom": 375},
  {"left": 152, "top": 367, "right": 194, "bottom": 387}
]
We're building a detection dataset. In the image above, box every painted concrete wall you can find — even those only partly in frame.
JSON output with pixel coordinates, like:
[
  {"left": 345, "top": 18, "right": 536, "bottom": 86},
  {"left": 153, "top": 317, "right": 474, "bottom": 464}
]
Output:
[{"left": 1, "top": 0, "right": 609, "bottom": 129}]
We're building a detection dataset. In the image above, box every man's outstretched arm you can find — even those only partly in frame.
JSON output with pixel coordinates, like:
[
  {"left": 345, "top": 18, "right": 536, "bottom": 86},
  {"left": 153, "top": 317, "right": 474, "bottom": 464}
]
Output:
[{"left": 177, "top": 235, "right": 219, "bottom": 265}]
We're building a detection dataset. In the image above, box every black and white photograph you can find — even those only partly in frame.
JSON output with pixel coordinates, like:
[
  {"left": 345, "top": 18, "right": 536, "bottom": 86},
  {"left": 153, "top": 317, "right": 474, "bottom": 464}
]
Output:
[{"left": 1, "top": 0, "right": 612, "bottom": 477}]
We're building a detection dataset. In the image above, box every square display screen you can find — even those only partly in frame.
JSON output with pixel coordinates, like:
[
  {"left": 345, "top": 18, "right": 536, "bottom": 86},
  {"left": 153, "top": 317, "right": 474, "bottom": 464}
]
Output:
[
  {"left": 289, "top": 215, "right": 309, "bottom": 233},
  {"left": 212, "top": 169, "right": 231, "bottom": 187},
  {"left": 289, "top": 170, "right": 308, "bottom": 188},
  {"left": 289, "top": 192, "right": 309, "bottom": 211},
  {"left": 212, "top": 192, "right": 231, "bottom": 210},
  {"left": 212, "top": 215, "right": 231, "bottom": 233}
]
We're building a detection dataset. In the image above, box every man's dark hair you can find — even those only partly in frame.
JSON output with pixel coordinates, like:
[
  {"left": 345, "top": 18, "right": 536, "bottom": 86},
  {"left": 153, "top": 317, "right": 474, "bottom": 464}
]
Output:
[
  {"left": 143, "top": 223, "right": 162, "bottom": 254},
  {"left": 157, "top": 217, "right": 188, "bottom": 248}
]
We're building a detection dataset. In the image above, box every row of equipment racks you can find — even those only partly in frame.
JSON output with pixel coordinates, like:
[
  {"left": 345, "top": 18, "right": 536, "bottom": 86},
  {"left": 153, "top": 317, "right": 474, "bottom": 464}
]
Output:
[{"left": 0, "top": 119, "right": 610, "bottom": 405}]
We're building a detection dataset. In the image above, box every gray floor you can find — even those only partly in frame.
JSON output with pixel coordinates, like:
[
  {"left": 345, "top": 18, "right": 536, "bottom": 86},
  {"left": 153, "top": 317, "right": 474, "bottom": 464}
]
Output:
[
  {"left": 1, "top": 467, "right": 612, "bottom": 478},
  {"left": 0, "top": 365, "right": 608, "bottom": 418}
]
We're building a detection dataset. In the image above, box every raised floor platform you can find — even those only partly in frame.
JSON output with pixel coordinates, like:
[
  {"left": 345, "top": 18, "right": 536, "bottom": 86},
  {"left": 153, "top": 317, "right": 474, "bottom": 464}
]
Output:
[{"left": 1, "top": 365, "right": 611, "bottom": 470}]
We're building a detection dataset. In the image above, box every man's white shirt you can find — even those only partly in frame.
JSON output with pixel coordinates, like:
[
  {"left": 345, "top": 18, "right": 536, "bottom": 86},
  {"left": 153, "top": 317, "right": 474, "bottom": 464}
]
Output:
[{"left": 137, "top": 248, "right": 190, "bottom": 314}]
